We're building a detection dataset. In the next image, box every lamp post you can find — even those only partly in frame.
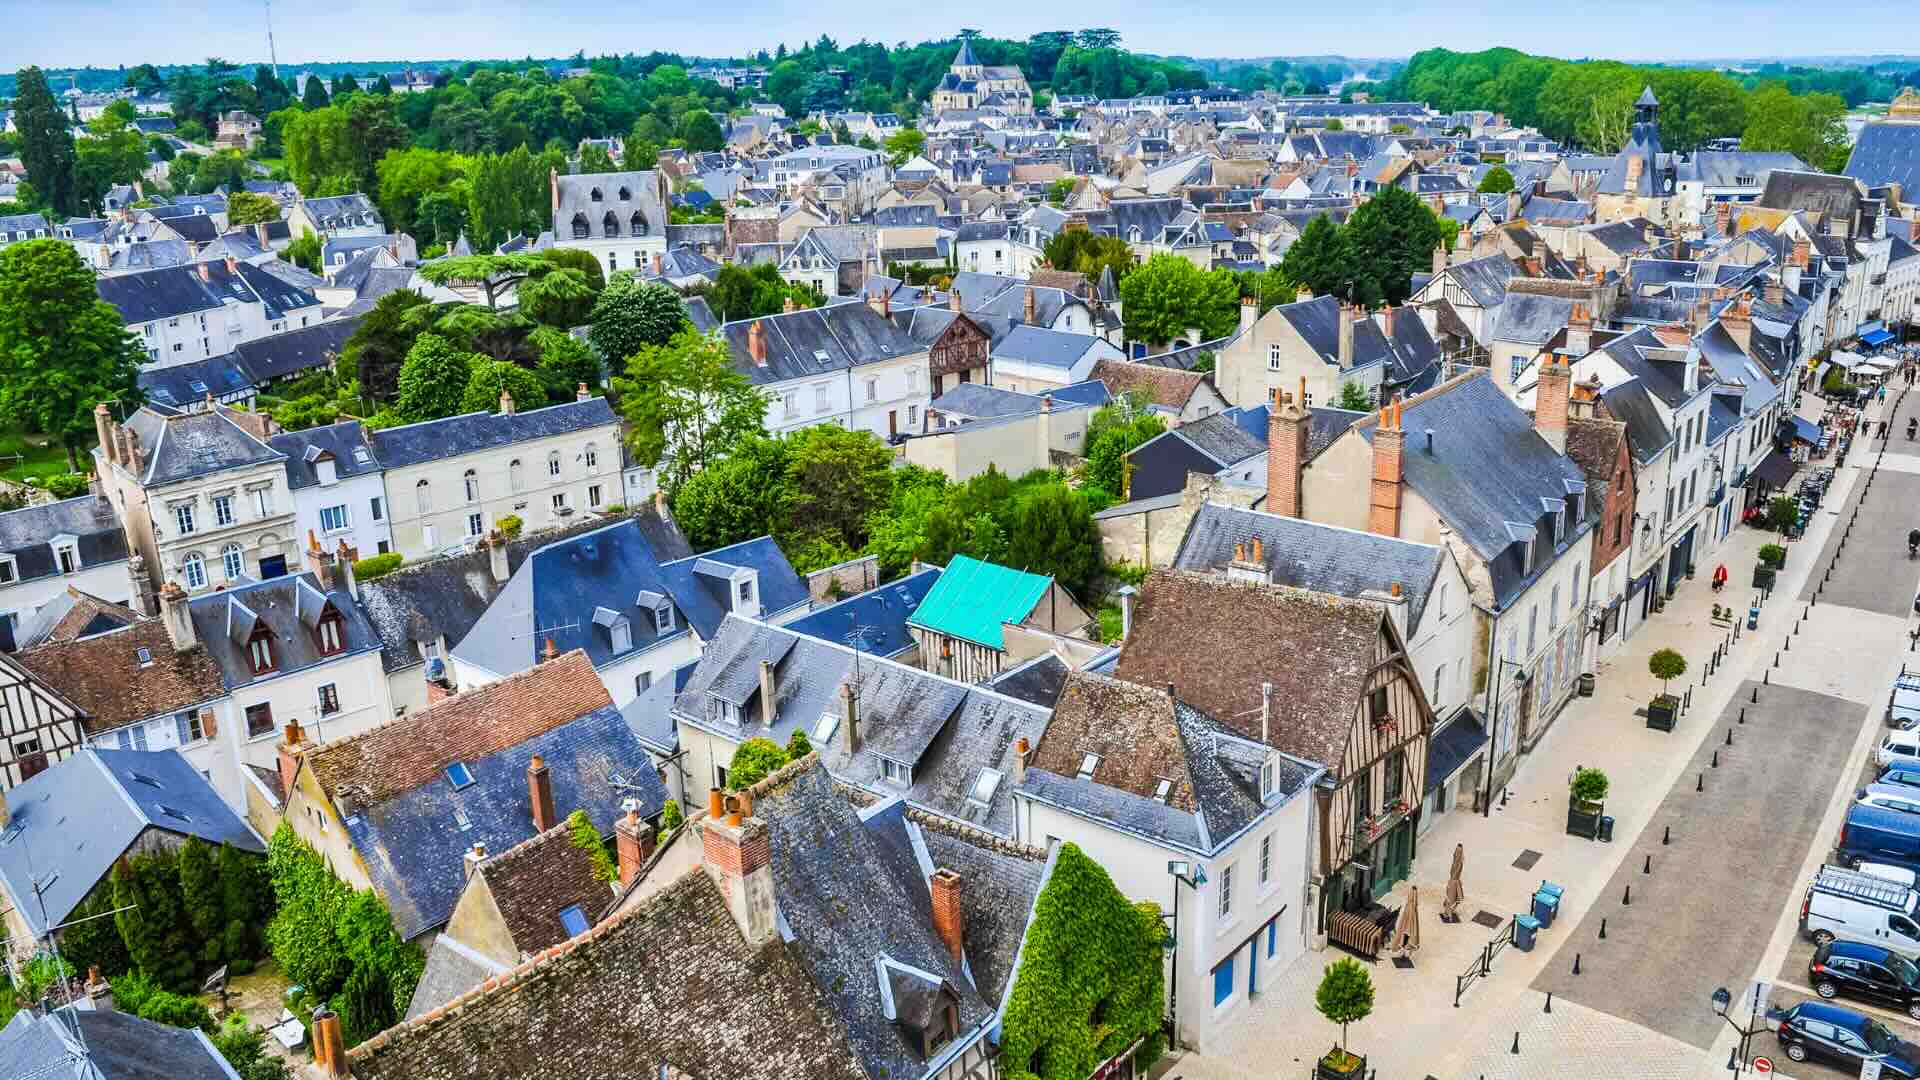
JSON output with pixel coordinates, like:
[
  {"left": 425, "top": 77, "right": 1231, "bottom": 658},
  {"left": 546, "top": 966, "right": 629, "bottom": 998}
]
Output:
[
  {"left": 1165, "top": 860, "right": 1208, "bottom": 1041},
  {"left": 1710, "top": 984, "right": 1769, "bottom": 1072},
  {"left": 1481, "top": 658, "right": 1528, "bottom": 817}
]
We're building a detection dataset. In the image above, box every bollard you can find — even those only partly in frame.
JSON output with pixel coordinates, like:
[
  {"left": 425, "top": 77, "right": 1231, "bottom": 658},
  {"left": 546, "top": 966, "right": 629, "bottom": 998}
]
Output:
[
  {"left": 1765, "top": 669, "right": 1771, "bottom": 685},
  {"left": 1726, "top": 728, "right": 1733, "bottom": 746},
  {"left": 1663, "top": 825, "right": 1670, "bottom": 845},
  {"left": 1712, "top": 750, "right": 1719, "bottom": 768},
  {"left": 1740, "top": 707, "right": 1746, "bottom": 724},
  {"left": 1573, "top": 952, "right": 1582, "bottom": 974},
  {"left": 1599, "top": 917, "right": 1607, "bottom": 939},
  {"left": 1623, "top": 884, "right": 1631, "bottom": 905},
  {"left": 1785, "top": 635, "right": 1791, "bottom": 652},
  {"left": 1697, "top": 772, "right": 1704, "bottom": 791},
  {"left": 1643, "top": 854, "right": 1651, "bottom": 874},
  {"left": 1512, "top": 1031, "right": 1521, "bottom": 1055},
  {"left": 1545, "top": 991, "right": 1552, "bottom": 1014}
]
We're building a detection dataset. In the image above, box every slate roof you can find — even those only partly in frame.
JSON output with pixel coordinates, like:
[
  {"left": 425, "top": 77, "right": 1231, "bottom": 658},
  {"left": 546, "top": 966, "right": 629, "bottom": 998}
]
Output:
[
  {"left": 0, "top": 1007, "right": 236, "bottom": 1080},
  {"left": 1173, "top": 503, "right": 1443, "bottom": 632},
  {"left": 15, "top": 615, "right": 225, "bottom": 734},
  {"left": 1112, "top": 569, "right": 1391, "bottom": 773},
  {"left": 366, "top": 397, "right": 617, "bottom": 469},
  {"left": 270, "top": 420, "right": 379, "bottom": 490},
  {"left": 676, "top": 616, "right": 1050, "bottom": 837},
  {"left": 1425, "top": 711, "right": 1488, "bottom": 791},
  {"left": 1352, "top": 372, "right": 1593, "bottom": 608},
  {"left": 0, "top": 496, "right": 128, "bottom": 585},
  {"left": 1755, "top": 169, "right": 1864, "bottom": 224},
  {"left": 1151, "top": 411, "right": 1265, "bottom": 467},
  {"left": 348, "top": 866, "right": 867, "bottom": 1080},
  {"left": 136, "top": 352, "right": 254, "bottom": 408},
  {"left": 113, "top": 404, "right": 282, "bottom": 487},
  {"left": 989, "top": 324, "right": 1102, "bottom": 370},
  {"left": 1845, "top": 121, "right": 1920, "bottom": 196},
  {"left": 185, "top": 572, "right": 381, "bottom": 690},
  {"left": 0, "top": 748, "right": 263, "bottom": 937},
  {"left": 983, "top": 651, "right": 1072, "bottom": 709},
  {"left": 929, "top": 382, "right": 1052, "bottom": 419},
  {"left": 8, "top": 588, "right": 138, "bottom": 651},
  {"left": 95, "top": 260, "right": 318, "bottom": 324},
  {"left": 1434, "top": 254, "right": 1519, "bottom": 308},
  {"left": 719, "top": 303, "right": 925, "bottom": 386},
  {"left": 787, "top": 568, "right": 941, "bottom": 659},
  {"left": 907, "top": 555, "right": 1053, "bottom": 650},
  {"left": 312, "top": 652, "right": 664, "bottom": 939}
]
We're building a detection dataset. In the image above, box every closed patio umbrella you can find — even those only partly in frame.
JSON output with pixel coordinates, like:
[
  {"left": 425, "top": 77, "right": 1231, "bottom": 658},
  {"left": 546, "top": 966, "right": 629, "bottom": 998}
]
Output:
[
  {"left": 1393, "top": 886, "right": 1421, "bottom": 955},
  {"left": 1441, "top": 843, "right": 1465, "bottom": 920}
]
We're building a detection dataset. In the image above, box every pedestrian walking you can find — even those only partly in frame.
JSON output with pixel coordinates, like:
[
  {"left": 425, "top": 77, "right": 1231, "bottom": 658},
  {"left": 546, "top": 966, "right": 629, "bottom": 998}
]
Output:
[{"left": 1712, "top": 564, "right": 1728, "bottom": 592}]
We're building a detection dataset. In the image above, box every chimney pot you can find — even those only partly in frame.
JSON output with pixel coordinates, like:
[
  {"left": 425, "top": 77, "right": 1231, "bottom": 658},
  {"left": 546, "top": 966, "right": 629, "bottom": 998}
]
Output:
[
  {"left": 616, "top": 806, "right": 654, "bottom": 887},
  {"left": 707, "top": 786, "right": 725, "bottom": 819},
  {"left": 1368, "top": 397, "right": 1405, "bottom": 537},
  {"left": 527, "top": 755, "right": 557, "bottom": 833},
  {"left": 499, "top": 389, "right": 515, "bottom": 415},
  {"left": 576, "top": 382, "right": 590, "bottom": 402}
]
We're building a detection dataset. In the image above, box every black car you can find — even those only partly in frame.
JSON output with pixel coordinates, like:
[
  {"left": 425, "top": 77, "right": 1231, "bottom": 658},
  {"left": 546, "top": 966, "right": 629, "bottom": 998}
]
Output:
[
  {"left": 1776, "top": 1001, "right": 1920, "bottom": 1076},
  {"left": 1812, "top": 940, "right": 1920, "bottom": 1020}
]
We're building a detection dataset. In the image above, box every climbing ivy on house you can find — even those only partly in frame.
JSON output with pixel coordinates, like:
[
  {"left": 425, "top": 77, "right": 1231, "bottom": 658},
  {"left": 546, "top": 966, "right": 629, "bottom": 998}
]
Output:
[
  {"left": 568, "top": 809, "right": 620, "bottom": 885},
  {"left": 999, "top": 843, "right": 1167, "bottom": 1080}
]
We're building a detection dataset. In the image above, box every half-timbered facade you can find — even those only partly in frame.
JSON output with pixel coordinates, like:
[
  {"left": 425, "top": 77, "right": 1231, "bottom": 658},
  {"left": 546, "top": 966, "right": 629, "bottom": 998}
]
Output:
[
  {"left": 0, "top": 652, "right": 86, "bottom": 789},
  {"left": 1111, "top": 569, "right": 1434, "bottom": 948},
  {"left": 927, "top": 308, "right": 993, "bottom": 396}
]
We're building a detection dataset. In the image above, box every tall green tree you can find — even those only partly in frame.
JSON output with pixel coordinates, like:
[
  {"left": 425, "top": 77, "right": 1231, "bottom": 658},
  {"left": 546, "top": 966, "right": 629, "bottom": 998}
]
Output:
[
  {"left": 611, "top": 329, "right": 767, "bottom": 494},
  {"left": 669, "top": 435, "right": 790, "bottom": 550},
  {"left": 883, "top": 127, "right": 926, "bottom": 166},
  {"left": 0, "top": 239, "right": 145, "bottom": 470},
  {"left": 588, "top": 277, "right": 688, "bottom": 363},
  {"left": 302, "top": 75, "right": 332, "bottom": 110},
  {"left": 1117, "top": 254, "right": 1240, "bottom": 347},
  {"left": 518, "top": 266, "right": 598, "bottom": 329},
  {"left": 345, "top": 288, "right": 433, "bottom": 403},
  {"left": 1476, "top": 166, "right": 1516, "bottom": 194},
  {"left": 112, "top": 852, "right": 200, "bottom": 992},
  {"left": 73, "top": 117, "right": 149, "bottom": 215},
  {"left": 676, "top": 109, "right": 724, "bottom": 153},
  {"left": 13, "top": 67, "right": 78, "bottom": 216},
  {"left": 1040, "top": 230, "right": 1133, "bottom": 286},
  {"left": 1341, "top": 186, "right": 1445, "bottom": 306},
  {"left": 218, "top": 842, "right": 270, "bottom": 973},
  {"left": 225, "top": 190, "right": 282, "bottom": 227},
  {"left": 395, "top": 333, "right": 475, "bottom": 422},
  {"left": 781, "top": 425, "right": 893, "bottom": 553},
  {"left": 284, "top": 232, "right": 323, "bottom": 275},
  {"left": 1006, "top": 484, "right": 1102, "bottom": 599},
  {"left": 461, "top": 358, "right": 549, "bottom": 413},
  {"left": 177, "top": 837, "right": 225, "bottom": 967}
]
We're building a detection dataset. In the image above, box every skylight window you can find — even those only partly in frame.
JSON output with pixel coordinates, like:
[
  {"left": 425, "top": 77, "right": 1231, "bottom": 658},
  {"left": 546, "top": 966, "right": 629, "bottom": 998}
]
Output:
[
  {"left": 970, "top": 767, "right": 1003, "bottom": 806},
  {"left": 445, "top": 762, "right": 475, "bottom": 789},
  {"left": 453, "top": 803, "right": 473, "bottom": 831},
  {"left": 1153, "top": 778, "right": 1173, "bottom": 803},
  {"left": 558, "top": 905, "right": 590, "bottom": 937},
  {"left": 1077, "top": 753, "right": 1100, "bottom": 781},
  {"left": 136, "top": 647, "right": 153, "bottom": 667},
  {"left": 812, "top": 712, "right": 840, "bottom": 746}
]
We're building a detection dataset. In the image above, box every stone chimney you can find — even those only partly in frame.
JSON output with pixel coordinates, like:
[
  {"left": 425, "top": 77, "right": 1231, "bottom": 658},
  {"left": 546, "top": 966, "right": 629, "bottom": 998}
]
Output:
[
  {"left": 652, "top": 253, "right": 664, "bottom": 276},
  {"left": 576, "top": 382, "right": 590, "bottom": 402},
  {"left": 1380, "top": 305, "right": 1396, "bottom": 338},
  {"left": 1722, "top": 296, "right": 1754, "bottom": 356},
  {"left": 1714, "top": 200, "right": 1733, "bottom": 237},
  {"left": 84, "top": 967, "right": 113, "bottom": 1011},
  {"left": 1024, "top": 286, "right": 1038, "bottom": 325},
  {"left": 94, "top": 403, "right": 116, "bottom": 466},
  {"left": 196, "top": 261, "right": 211, "bottom": 282},
  {"left": 866, "top": 290, "right": 890, "bottom": 318},
  {"left": 276, "top": 720, "right": 305, "bottom": 799},
  {"left": 702, "top": 794, "right": 777, "bottom": 943},
  {"left": 948, "top": 287, "right": 963, "bottom": 313},
  {"left": 837, "top": 679, "right": 860, "bottom": 756},
  {"left": 748, "top": 321, "right": 768, "bottom": 366},
  {"left": 485, "top": 530, "right": 511, "bottom": 586},
  {"left": 1011, "top": 737, "right": 1030, "bottom": 785},
  {"left": 758, "top": 659, "right": 777, "bottom": 727},
  {"left": 1337, "top": 303, "right": 1355, "bottom": 368},
  {"left": 1791, "top": 235, "right": 1811, "bottom": 270},
  {"left": 1569, "top": 373, "right": 1605, "bottom": 420},
  {"left": 463, "top": 841, "right": 488, "bottom": 881},
  {"left": 930, "top": 868, "right": 965, "bottom": 965},
  {"left": 1566, "top": 302, "right": 1592, "bottom": 356},
  {"left": 1297, "top": 285, "right": 1313, "bottom": 303},
  {"left": 1432, "top": 243, "right": 1447, "bottom": 275},
  {"left": 616, "top": 805, "right": 654, "bottom": 887},
  {"left": 1535, "top": 356, "right": 1571, "bottom": 456},
  {"left": 224, "top": 255, "right": 239, "bottom": 275},
  {"left": 1506, "top": 189, "right": 1521, "bottom": 223},
  {"left": 1261, "top": 681, "right": 1274, "bottom": 745},
  {"left": 122, "top": 427, "right": 143, "bottom": 474},
  {"left": 307, "top": 530, "right": 334, "bottom": 591},
  {"left": 254, "top": 221, "right": 271, "bottom": 249},
  {"left": 1117, "top": 584, "right": 1136, "bottom": 640},
  {"left": 1266, "top": 379, "right": 1310, "bottom": 518},
  {"left": 334, "top": 539, "right": 358, "bottom": 599},
  {"left": 159, "top": 582, "right": 196, "bottom": 651},
  {"left": 527, "top": 755, "right": 557, "bottom": 833},
  {"left": 1368, "top": 399, "right": 1405, "bottom": 537},
  {"left": 1765, "top": 279, "right": 1784, "bottom": 306},
  {"left": 499, "top": 389, "right": 516, "bottom": 416}
]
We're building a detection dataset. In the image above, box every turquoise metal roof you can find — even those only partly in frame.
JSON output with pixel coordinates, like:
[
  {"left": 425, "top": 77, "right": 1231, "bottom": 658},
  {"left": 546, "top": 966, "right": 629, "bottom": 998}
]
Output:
[{"left": 906, "top": 555, "right": 1052, "bottom": 650}]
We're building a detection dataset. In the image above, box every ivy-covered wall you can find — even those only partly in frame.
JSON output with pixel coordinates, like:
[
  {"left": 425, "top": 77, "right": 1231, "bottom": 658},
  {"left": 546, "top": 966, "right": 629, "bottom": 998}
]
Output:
[{"left": 999, "top": 843, "right": 1166, "bottom": 1080}]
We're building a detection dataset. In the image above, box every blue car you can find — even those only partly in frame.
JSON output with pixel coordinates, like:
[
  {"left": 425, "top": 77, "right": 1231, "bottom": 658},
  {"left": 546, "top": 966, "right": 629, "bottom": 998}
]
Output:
[
  {"left": 1885, "top": 763, "right": 1920, "bottom": 791},
  {"left": 1775, "top": 1001, "right": 1919, "bottom": 1076}
]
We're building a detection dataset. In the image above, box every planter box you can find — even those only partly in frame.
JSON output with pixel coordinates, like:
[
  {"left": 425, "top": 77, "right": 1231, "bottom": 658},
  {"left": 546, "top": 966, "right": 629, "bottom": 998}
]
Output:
[
  {"left": 1647, "top": 695, "right": 1679, "bottom": 732},
  {"left": 1316, "top": 1052, "right": 1366, "bottom": 1080},
  {"left": 1752, "top": 565, "right": 1777, "bottom": 590},
  {"left": 1567, "top": 800, "right": 1604, "bottom": 840}
]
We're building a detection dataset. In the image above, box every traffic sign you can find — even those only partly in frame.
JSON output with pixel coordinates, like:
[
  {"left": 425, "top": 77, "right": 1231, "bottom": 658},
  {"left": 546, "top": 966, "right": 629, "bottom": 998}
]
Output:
[{"left": 1751, "top": 1057, "right": 1773, "bottom": 1074}]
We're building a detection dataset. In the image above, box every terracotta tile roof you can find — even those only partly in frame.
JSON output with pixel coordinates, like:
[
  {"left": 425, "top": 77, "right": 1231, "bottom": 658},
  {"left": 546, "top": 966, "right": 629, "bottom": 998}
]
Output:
[
  {"left": 38, "top": 589, "right": 141, "bottom": 645},
  {"left": 305, "top": 650, "right": 609, "bottom": 805},
  {"left": 349, "top": 867, "right": 867, "bottom": 1080},
  {"left": 475, "top": 823, "right": 611, "bottom": 956},
  {"left": 1027, "top": 268, "right": 1089, "bottom": 296},
  {"left": 1091, "top": 358, "right": 1207, "bottom": 411},
  {"left": 1565, "top": 417, "right": 1628, "bottom": 486},
  {"left": 1112, "top": 569, "right": 1385, "bottom": 773},
  {"left": 1031, "top": 673, "right": 1193, "bottom": 809},
  {"left": 15, "top": 619, "right": 224, "bottom": 734}
]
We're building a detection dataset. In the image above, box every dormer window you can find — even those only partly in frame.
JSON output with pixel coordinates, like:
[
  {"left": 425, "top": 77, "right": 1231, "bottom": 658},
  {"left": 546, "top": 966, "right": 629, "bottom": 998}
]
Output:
[
  {"left": 571, "top": 213, "right": 589, "bottom": 239},
  {"left": 247, "top": 625, "right": 277, "bottom": 675},
  {"left": 617, "top": 186, "right": 631, "bottom": 201},
  {"left": 631, "top": 211, "right": 647, "bottom": 236},
  {"left": 1152, "top": 778, "right": 1173, "bottom": 803},
  {"left": 589, "top": 187, "right": 603, "bottom": 202},
  {"left": 603, "top": 211, "right": 619, "bottom": 238},
  {"left": 880, "top": 757, "right": 913, "bottom": 787},
  {"left": 652, "top": 601, "right": 675, "bottom": 635},
  {"left": 316, "top": 610, "right": 346, "bottom": 655},
  {"left": 1260, "top": 756, "right": 1279, "bottom": 800}
]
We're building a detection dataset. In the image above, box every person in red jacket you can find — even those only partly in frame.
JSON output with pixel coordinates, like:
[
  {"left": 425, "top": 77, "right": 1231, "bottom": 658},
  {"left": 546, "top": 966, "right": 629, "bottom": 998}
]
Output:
[{"left": 1712, "top": 564, "right": 1728, "bottom": 592}]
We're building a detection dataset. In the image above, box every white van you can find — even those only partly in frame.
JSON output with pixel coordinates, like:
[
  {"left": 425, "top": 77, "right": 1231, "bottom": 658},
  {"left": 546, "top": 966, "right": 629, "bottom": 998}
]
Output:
[
  {"left": 1879, "top": 728, "right": 1920, "bottom": 769},
  {"left": 1862, "top": 863, "right": 1920, "bottom": 889},
  {"left": 1803, "top": 865, "right": 1920, "bottom": 959}
]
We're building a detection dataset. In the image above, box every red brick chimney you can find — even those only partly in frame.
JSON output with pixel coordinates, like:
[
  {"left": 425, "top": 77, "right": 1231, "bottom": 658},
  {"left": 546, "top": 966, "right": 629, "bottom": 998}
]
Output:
[
  {"left": 1368, "top": 399, "right": 1404, "bottom": 537},
  {"left": 527, "top": 754, "right": 556, "bottom": 833},
  {"left": 1792, "top": 235, "right": 1810, "bottom": 269},
  {"left": 748, "top": 320, "right": 768, "bottom": 366},
  {"left": 277, "top": 720, "right": 305, "bottom": 801},
  {"left": 1535, "top": 356, "right": 1570, "bottom": 455},
  {"left": 948, "top": 287, "right": 962, "bottom": 313},
  {"left": 1024, "top": 286, "right": 1037, "bottom": 324},
  {"left": 615, "top": 806, "right": 654, "bottom": 888},
  {"left": 702, "top": 792, "right": 776, "bottom": 942},
  {"left": 931, "top": 868, "right": 965, "bottom": 966},
  {"left": 1266, "top": 378, "right": 1310, "bottom": 518}
]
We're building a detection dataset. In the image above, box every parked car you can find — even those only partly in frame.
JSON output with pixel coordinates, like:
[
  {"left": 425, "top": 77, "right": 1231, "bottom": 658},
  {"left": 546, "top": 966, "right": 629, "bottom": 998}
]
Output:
[
  {"left": 1811, "top": 940, "right": 1920, "bottom": 1019},
  {"left": 1883, "top": 763, "right": 1920, "bottom": 791},
  {"left": 1802, "top": 864, "right": 1920, "bottom": 959},
  {"left": 1880, "top": 728, "right": 1920, "bottom": 769},
  {"left": 1862, "top": 784, "right": 1920, "bottom": 816},
  {"left": 1840, "top": 804, "right": 1920, "bottom": 877},
  {"left": 1774, "top": 1001, "right": 1919, "bottom": 1075},
  {"left": 1890, "top": 672, "right": 1920, "bottom": 728}
]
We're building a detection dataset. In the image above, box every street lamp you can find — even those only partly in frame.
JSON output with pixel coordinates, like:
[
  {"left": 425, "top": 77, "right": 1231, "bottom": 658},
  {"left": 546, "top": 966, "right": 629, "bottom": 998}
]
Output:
[
  {"left": 1711, "top": 985, "right": 1768, "bottom": 1072},
  {"left": 1165, "top": 861, "right": 1208, "bottom": 1039},
  {"left": 1481, "top": 659, "right": 1528, "bottom": 817}
]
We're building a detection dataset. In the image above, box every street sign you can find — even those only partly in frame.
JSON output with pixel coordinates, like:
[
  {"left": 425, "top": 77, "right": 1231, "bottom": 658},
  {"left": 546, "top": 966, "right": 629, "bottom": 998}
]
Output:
[
  {"left": 1752, "top": 1057, "right": 1773, "bottom": 1074},
  {"left": 1862, "top": 1054, "right": 1884, "bottom": 1080}
]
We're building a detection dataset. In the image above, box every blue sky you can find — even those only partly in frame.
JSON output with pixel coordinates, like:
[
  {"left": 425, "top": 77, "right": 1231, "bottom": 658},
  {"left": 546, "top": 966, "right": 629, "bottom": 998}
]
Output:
[{"left": 0, "top": 0, "right": 1911, "bottom": 71}]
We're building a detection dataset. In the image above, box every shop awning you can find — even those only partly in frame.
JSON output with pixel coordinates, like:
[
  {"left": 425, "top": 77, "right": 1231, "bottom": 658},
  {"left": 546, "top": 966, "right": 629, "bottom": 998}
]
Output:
[
  {"left": 1863, "top": 328, "right": 1896, "bottom": 347},
  {"left": 1424, "top": 710, "right": 1489, "bottom": 795},
  {"left": 1751, "top": 448, "right": 1797, "bottom": 488},
  {"left": 1787, "top": 416, "right": 1822, "bottom": 445}
]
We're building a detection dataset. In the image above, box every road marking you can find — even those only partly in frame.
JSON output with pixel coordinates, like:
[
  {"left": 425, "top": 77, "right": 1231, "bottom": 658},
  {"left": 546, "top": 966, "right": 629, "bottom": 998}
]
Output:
[{"left": 1775, "top": 979, "right": 1920, "bottom": 1029}]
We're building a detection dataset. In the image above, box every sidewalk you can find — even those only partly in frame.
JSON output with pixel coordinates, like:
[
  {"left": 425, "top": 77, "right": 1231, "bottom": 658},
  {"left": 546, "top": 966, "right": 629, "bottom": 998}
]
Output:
[{"left": 1174, "top": 444, "right": 1862, "bottom": 1080}]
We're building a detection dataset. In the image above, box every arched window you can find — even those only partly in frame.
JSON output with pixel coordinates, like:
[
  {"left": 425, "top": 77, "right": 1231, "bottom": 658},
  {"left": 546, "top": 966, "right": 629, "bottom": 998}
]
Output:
[
  {"left": 183, "top": 552, "right": 206, "bottom": 590},
  {"left": 547, "top": 450, "right": 562, "bottom": 478},
  {"left": 509, "top": 459, "right": 524, "bottom": 491},
  {"left": 1127, "top": 226, "right": 1141, "bottom": 243},
  {"left": 571, "top": 213, "right": 590, "bottom": 240},
  {"left": 221, "top": 543, "right": 243, "bottom": 582},
  {"left": 589, "top": 187, "right": 603, "bottom": 202},
  {"left": 416, "top": 479, "right": 432, "bottom": 514},
  {"left": 603, "top": 211, "right": 620, "bottom": 238},
  {"left": 631, "top": 211, "right": 648, "bottom": 237},
  {"left": 617, "top": 186, "right": 632, "bottom": 201},
  {"left": 464, "top": 469, "right": 479, "bottom": 503}
]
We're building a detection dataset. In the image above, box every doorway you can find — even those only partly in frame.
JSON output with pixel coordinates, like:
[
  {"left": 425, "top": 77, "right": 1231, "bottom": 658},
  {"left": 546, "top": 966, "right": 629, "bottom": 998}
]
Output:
[{"left": 1368, "top": 820, "right": 1415, "bottom": 901}]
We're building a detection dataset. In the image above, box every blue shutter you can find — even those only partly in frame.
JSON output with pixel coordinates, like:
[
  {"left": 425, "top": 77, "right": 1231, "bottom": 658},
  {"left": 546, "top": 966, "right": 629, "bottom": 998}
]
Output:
[
  {"left": 1212, "top": 955, "right": 1234, "bottom": 1006},
  {"left": 176, "top": 713, "right": 192, "bottom": 745},
  {"left": 131, "top": 724, "right": 149, "bottom": 751},
  {"left": 1267, "top": 920, "right": 1277, "bottom": 958}
]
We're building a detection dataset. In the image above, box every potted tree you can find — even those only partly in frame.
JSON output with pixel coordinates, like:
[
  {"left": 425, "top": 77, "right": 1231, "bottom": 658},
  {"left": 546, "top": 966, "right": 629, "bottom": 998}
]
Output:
[
  {"left": 1567, "top": 767, "right": 1609, "bottom": 839},
  {"left": 1754, "top": 543, "right": 1786, "bottom": 589},
  {"left": 1314, "top": 958, "right": 1375, "bottom": 1079},
  {"left": 1647, "top": 648, "right": 1687, "bottom": 731}
]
